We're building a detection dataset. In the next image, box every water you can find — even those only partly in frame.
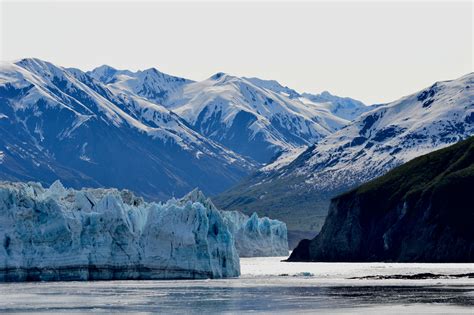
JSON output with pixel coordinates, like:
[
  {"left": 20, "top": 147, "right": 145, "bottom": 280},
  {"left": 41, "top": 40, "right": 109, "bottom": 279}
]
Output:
[{"left": 0, "top": 256, "right": 473, "bottom": 314}]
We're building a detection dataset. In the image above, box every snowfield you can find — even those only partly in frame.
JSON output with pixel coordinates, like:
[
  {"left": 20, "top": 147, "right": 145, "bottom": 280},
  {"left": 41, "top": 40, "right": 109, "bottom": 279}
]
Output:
[{"left": 287, "top": 73, "right": 474, "bottom": 192}]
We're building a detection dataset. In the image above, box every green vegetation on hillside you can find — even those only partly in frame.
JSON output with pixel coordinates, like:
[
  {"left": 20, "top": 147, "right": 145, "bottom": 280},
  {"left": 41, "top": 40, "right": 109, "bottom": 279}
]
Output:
[
  {"left": 289, "top": 136, "right": 474, "bottom": 262},
  {"left": 213, "top": 172, "right": 346, "bottom": 248}
]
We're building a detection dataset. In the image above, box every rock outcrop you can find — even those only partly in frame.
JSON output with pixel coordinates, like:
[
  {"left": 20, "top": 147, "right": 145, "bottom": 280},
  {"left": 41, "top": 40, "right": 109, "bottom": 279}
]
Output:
[{"left": 289, "top": 136, "right": 474, "bottom": 262}]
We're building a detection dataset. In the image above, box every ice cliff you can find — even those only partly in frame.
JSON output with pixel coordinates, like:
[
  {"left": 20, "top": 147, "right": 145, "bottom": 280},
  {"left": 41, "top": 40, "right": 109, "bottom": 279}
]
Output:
[
  {"left": 0, "top": 181, "right": 240, "bottom": 282},
  {"left": 180, "top": 190, "right": 289, "bottom": 257},
  {"left": 221, "top": 211, "right": 289, "bottom": 257}
]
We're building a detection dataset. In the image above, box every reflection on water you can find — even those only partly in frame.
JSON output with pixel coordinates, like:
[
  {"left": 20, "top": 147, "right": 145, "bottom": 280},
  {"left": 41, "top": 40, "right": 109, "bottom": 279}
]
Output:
[
  {"left": 0, "top": 280, "right": 473, "bottom": 313},
  {"left": 0, "top": 256, "right": 473, "bottom": 313}
]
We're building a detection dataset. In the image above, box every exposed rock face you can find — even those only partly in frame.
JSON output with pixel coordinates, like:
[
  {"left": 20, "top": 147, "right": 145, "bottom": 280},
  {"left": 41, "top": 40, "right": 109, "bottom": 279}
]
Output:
[
  {"left": 0, "top": 181, "right": 240, "bottom": 282},
  {"left": 180, "top": 189, "right": 289, "bottom": 257},
  {"left": 289, "top": 136, "right": 474, "bottom": 262}
]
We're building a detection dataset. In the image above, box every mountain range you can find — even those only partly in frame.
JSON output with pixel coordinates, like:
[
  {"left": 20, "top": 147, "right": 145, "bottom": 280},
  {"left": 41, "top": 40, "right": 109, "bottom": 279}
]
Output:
[
  {"left": 89, "top": 66, "right": 368, "bottom": 163},
  {"left": 0, "top": 59, "right": 251, "bottom": 200},
  {"left": 214, "top": 73, "right": 474, "bottom": 246},
  {"left": 1, "top": 58, "right": 472, "bottom": 247},
  {"left": 0, "top": 58, "right": 365, "bottom": 200}
]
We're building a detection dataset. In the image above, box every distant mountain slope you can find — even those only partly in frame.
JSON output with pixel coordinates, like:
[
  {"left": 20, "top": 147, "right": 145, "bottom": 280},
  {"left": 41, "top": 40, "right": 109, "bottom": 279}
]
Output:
[
  {"left": 0, "top": 58, "right": 253, "bottom": 200},
  {"left": 88, "top": 65, "right": 191, "bottom": 106},
  {"left": 214, "top": 73, "right": 474, "bottom": 247},
  {"left": 166, "top": 74, "right": 365, "bottom": 163},
  {"left": 302, "top": 91, "right": 370, "bottom": 121},
  {"left": 92, "top": 66, "right": 368, "bottom": 163},
  {"left": 289, "top": 136, "right": 474, "bottom": 262}
]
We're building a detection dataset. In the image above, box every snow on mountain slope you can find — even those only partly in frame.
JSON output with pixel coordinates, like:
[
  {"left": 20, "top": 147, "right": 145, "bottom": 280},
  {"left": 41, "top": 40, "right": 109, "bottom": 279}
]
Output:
[
  {"left": 89, "top": 64, "right": 370, "bottom": 164},
  {"left": 0, "top": 180, "right": 240, "bottom": 281},
  {"left": 244, "top": 77, "right": 300, "bottom": 98},
  {"left": 88, "top": 65, "right": 191, "bottom": 106},
  {"left": 0, "top": 59, "right": 253, "bottom": 199},
  {"left": 288, "top": 136, "right": 474, "bottom": 263},
  {"left": 292, "top": 72, "right": 474, "bottom": 190},
  {"left": 214, "top": 73, "right": 474, "bottom": 245},
  {"left": 165, "top": 73, "right": 352, "bottom": 163},
  {"left": 0, "top": 57, "right": 369, "bottom": 202},
  {"left": 260, "top": 146, "right": 306, "bottom": 172},
  {"left": 301, "top": 91, "right": 371, "bottom": 121}
]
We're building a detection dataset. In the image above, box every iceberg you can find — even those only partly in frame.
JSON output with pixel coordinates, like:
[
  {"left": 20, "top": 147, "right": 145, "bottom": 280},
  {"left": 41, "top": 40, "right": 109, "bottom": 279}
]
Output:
[
  {"left": 180, "top": 190, "right": 289, "bottom": 257},
  {"left": 0, "top": 181, "right": 240, "bottom": 282}
]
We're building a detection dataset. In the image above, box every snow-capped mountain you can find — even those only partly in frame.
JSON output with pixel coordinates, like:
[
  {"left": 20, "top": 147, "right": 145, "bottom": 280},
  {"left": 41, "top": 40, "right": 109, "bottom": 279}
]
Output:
[
  {"left": 285, "top": 72, "right": 474, "bottom": 190},
  {"left": 288, "top": 136, "right": 474, "bottom": 263},
  {"left": 301, "top": 90, "right": 371, "bottom": 121},
  {"left": 88, "top": 65, "right": 191, "bottom": 106},
  {"left": 0, "top": 58, "right": 253, "bottom": 200},
  {"left": 0, "top": 58, "right": 370, "bottom": 203},
  {"left": 214, "top": 73, "right": 474, "bottom": 245},
  {"left": 93, "top": 67, "right": 368, "bottom": 163},
  {"left": 167, "top": 74, "right": 366, "bottom": 163}
]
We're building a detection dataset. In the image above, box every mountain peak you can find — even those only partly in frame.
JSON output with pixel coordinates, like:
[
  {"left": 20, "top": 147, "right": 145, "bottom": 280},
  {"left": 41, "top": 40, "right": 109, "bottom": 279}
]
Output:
[
  {"left": 245, "top": 77, "right": 300, "bottom": 98},
  {"left": 320, "top": 91, "right": 332, "bottom": 97},
  {"left": 15, "top": 57, "right": 50, "bottom": 66},
  {"left": 93, "top": 64, "right": 118, "bottom": 73},
  {"left": 136, "top": 67, "right": 191, "bottom": 85},
  {"left": 14, "top": 57, "right": 60, "bottom": 73},
  {"left": 88, "top": 65, "right": 120, "bottom": 83},
  {"left": 13, "top": 58, "right": 72, "bottom": 83},
  {"left": 210, "top": 72, "right": 230, "bottom": 80},
  {"left": 142, "top": 67, "right": 161, "bottom": 75}
]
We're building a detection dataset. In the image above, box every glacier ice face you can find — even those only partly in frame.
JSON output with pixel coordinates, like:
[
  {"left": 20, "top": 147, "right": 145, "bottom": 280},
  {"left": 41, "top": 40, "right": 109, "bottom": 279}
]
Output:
[
  {"left": 0, "top": 181, "right": 240, "bottom": 282},
  {"left": 180, "top": 190, "right": 289, "bottom": 257},
  {"left": 221, "top": 211, "right": 289, "bottom": 257}
]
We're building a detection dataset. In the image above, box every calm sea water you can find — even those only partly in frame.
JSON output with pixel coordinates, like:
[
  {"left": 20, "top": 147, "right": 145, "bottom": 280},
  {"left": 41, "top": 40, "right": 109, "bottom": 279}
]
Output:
[{"left": 0, "top": 256, "right": 473, "bottom": 314}]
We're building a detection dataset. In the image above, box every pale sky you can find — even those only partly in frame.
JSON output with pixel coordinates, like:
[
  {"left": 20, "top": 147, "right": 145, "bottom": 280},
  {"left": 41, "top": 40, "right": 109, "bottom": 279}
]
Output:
[{"left": 1, "top": 0, "right": 472, "bottom": 104}]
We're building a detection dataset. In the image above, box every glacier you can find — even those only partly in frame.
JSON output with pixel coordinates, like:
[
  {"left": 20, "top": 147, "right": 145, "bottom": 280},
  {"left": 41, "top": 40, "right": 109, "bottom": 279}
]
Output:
[
  {"left": 180, "top": 189, "right": 289, "bottom": 257},
  {"left": 0, "top": 181, "right": 240, "bottom": 282},
  {"left": 221, "top": 211, "right": 289, "bottom": 257}
]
